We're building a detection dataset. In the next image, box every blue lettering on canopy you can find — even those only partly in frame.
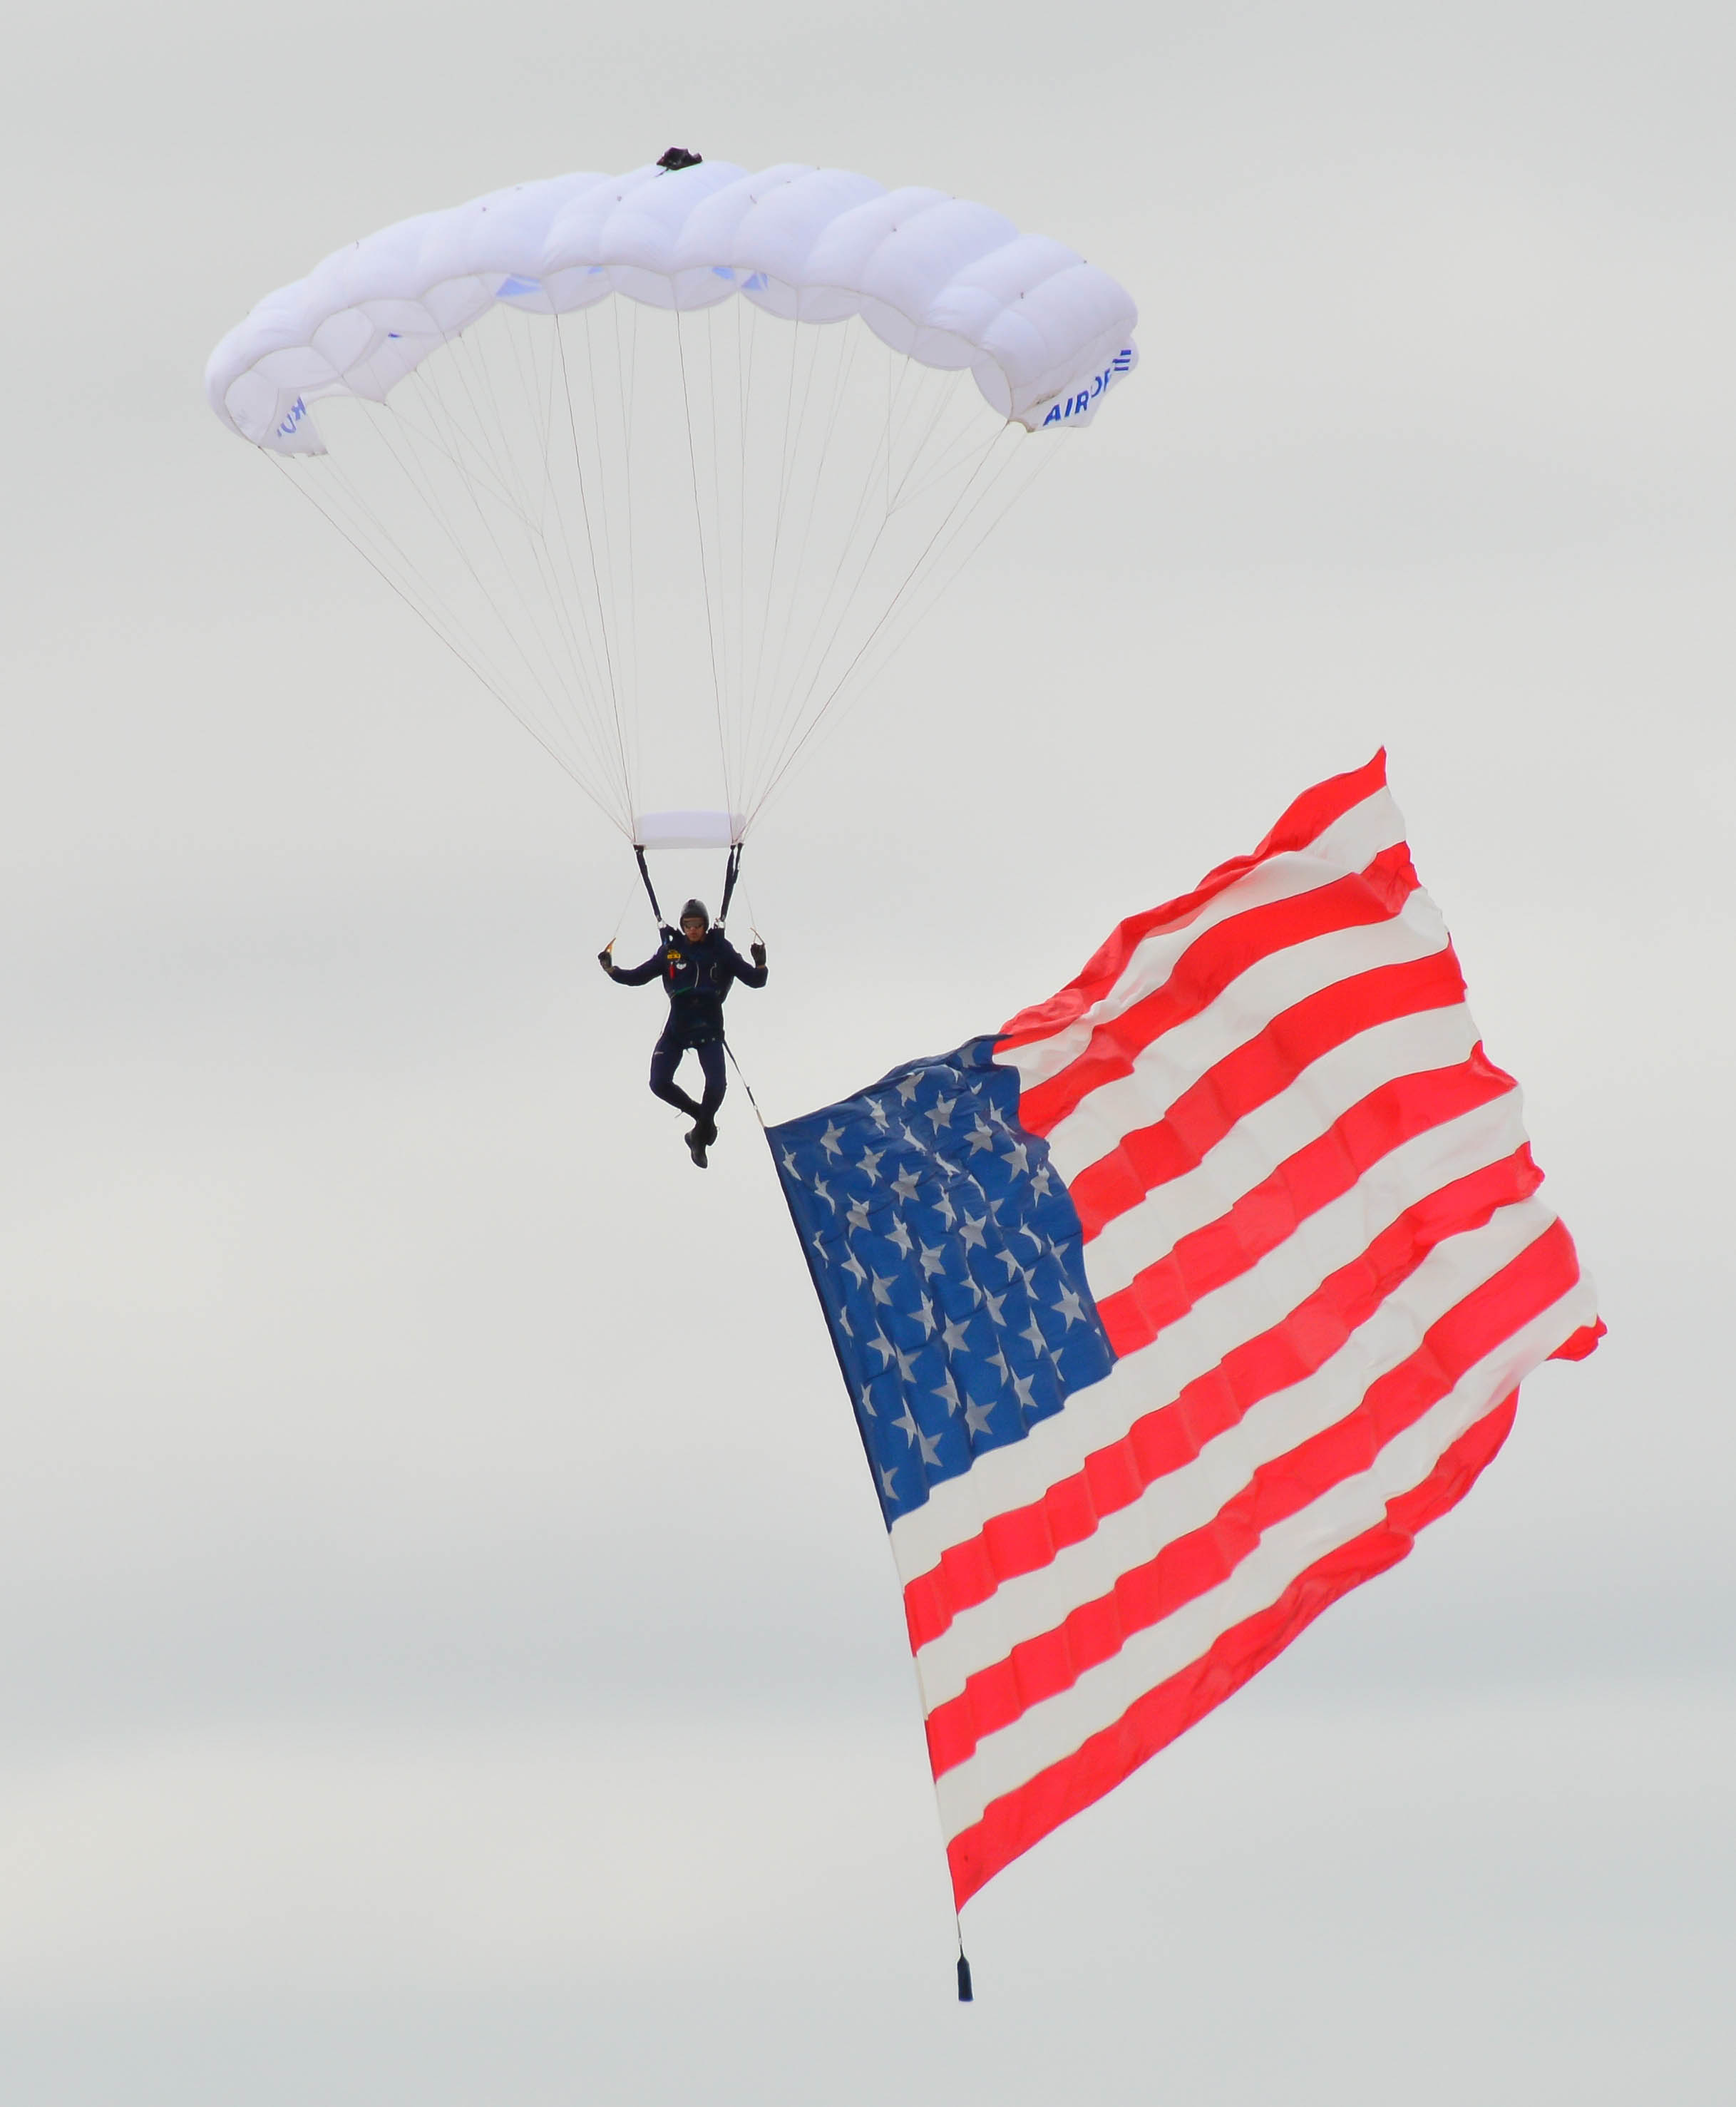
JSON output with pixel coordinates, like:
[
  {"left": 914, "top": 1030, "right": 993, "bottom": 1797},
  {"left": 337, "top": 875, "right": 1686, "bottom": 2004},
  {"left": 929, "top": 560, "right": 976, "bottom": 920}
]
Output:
[
  {"left": 743, "top": 271, "right": 768, "bottom": 292},
  {"left": 276, "top": 396, "right": 308, "bottom": 439},
  {"left": 712, "top": 266, "right": 736, "bottom": 280},
  {"left": 496, "top": 275, "right": 542, "bottom": 298}
]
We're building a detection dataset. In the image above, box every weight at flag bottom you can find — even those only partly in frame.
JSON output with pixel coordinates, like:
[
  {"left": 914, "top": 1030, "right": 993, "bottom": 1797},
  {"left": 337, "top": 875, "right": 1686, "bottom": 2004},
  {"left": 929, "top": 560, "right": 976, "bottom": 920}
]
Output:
[{"left": 770, "top": 754, "right": 1602, "bottom": 1910}]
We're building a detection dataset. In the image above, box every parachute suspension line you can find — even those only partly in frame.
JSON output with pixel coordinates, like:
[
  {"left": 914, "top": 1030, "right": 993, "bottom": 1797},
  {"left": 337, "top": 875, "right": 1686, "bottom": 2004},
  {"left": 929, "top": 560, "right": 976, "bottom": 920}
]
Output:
[
  {"left": 570, "top": 306, "right": 636, "bottom": 808},
  {"left": 674, "top": 307, "right": 732, "bottom": 819},
  {"left": 748, "top": 416, "right": 1042, "bottom": 827},
  {"left": 555, "top": 311, "right": 637, "bottom": 828},
  {"left": 374, "top": 313, "right": 633, "bottom": 830},
  {"left": 613, "top": 294, "right": 644, "bottom": 808},
  {"left": 746, "top": 345, "right": 950, "bottom": 799},
  {"left": 701, "top": 303, "right": 737, "bottom": 814},
  {"left": 519, "top": 319, "right": 636, "bottom": 810},
  {"left": 264, "top": 451, "right": 624, "bottom": 832},
  {"left": 451, "top": 317, "right": 611, "bottom": 791},
  {"left": 769, "top": 425, "right": 1031, "bottom": 806},
  {"left": 738, "top": 328, "right": 901, "bottom": 794},
  {"left": 753, "top": 319, "right": 866, "bottom": 783},
  {"left": 400, "top": 336, "right": 605, "bottom": 803}
]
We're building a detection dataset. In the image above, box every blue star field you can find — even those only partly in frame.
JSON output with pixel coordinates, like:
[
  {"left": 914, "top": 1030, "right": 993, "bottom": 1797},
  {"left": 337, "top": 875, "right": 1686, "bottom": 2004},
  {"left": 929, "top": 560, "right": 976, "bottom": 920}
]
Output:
[{"left": 770, "top": 1037, "right": 1118, "bottom": 1528}]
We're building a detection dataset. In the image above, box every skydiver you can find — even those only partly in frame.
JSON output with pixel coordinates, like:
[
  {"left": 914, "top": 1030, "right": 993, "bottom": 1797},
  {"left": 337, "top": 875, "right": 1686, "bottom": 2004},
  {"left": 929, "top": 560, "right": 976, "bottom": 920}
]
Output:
[{"left": 598, "top": 900, "right": 767, "bottom": 1168}]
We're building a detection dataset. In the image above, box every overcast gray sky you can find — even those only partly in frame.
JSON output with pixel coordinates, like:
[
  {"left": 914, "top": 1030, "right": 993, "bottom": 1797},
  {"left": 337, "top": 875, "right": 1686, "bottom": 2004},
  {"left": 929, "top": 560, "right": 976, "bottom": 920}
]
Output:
[{"left": 4, "top": 4, "right": 1733, "bottom": 2101}]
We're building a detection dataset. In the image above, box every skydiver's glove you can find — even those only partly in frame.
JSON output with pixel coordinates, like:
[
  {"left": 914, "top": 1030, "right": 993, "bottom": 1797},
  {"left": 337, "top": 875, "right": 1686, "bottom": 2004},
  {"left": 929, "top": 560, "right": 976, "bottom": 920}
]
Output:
[
  {"left": 597, "top": 947, "right": 615, "bottom": 975},
  {"left": 750, "top": 940, "right": 767, "bottom": 969}
]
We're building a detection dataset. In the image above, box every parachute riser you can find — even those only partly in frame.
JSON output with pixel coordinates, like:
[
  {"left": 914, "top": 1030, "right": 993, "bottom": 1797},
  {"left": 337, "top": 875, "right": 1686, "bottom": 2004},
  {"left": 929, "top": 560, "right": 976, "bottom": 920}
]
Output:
[
  {"left": 718, "top": 841, "right": 743, "bottom": 930},
  {"left": 630, "top": 838, "right": 743, "bottom": 934},
  {"left": 632, "top": 844, "right": 665, "bottom": 929}
]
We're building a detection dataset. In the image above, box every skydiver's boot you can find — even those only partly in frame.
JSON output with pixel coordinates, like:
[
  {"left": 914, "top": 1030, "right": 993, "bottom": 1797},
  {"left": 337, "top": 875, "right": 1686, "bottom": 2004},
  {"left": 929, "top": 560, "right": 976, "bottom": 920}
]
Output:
[{"left": 685, "top": 1125, "right": 709, "bottom": 1169}]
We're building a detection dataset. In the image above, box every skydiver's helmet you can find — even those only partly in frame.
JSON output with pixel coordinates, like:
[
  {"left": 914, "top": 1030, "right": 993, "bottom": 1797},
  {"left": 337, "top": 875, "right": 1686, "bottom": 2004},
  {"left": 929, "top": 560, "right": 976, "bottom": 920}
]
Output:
[
  {"left": 657, "top": 148, "right": 703, "bottom": 173},
  {"left": 679, "top": 898, "right": 710, "bottom": 931}
]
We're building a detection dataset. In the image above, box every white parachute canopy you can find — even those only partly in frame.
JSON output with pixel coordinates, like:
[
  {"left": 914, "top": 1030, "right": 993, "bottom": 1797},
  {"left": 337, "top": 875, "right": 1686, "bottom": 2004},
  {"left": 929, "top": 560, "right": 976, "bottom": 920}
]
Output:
[{"left": 207, "top": 157, "right": 1139, "bottom": 838}]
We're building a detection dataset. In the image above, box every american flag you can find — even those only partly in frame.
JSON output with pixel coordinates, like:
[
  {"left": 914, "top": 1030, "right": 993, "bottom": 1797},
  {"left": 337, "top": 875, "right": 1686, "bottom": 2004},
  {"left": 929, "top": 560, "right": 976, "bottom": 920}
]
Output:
[{"left": 770, "top": 754, "right": 1601, "bottom": 1911}]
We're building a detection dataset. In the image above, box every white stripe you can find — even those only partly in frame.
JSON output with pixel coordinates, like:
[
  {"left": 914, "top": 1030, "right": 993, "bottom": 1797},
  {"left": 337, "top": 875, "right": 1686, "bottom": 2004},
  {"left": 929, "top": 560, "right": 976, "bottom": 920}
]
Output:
[
  {"left": 913, "top": 1197, "right": 1551, "bottom": 1711},
  {"left": 1001, "top": 789, "right": 1406, "bottom": 1092},
  {"left": 933, "top": 1275, "right": 1597, "bottom": 1840},
  {"left": 1081, "top": 1002, "right": 1479, "bottom": 1301},
  {"left": 1042, "top": 887, "right": 1452, "bottom": 1187},
  {"left": 886, "top": 1091, "right": 1529, "bottom": 1583}
]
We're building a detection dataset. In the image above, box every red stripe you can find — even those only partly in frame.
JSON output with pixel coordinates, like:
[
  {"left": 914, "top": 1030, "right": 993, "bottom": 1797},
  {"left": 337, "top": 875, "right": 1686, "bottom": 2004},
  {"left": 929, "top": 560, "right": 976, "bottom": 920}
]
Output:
[
  {"left": 1551, "top": 1318, "right": 1605, "bottom": 1361},
  {"left": 1000, "top": 752, "right": 1390, "bottom": 1053},
  {"left": 1096, "top": 1050, "right": 1516, "bottom": 1355},
  {"left": 946, "top": 1386, "right": 1521, "bottom": 1907},
  {"left": 1018, "top": 847, "right": 1419, "bottom": 1139},
  {"left": 903, "top": 1143, "right": 1540, "bottom": 1655},
  {"left": 922, "top": 1218, "right": 1579, "bottom": 1780},
  {"left": 1069, "top": 949, "right": 1471, "bottom": 1240}
]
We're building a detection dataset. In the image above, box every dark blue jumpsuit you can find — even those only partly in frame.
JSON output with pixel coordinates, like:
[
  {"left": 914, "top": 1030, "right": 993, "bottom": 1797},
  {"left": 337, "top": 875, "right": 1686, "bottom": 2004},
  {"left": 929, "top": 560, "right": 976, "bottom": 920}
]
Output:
[{"left": 605, "top": 927, "right": 767, "bottom": 1131}]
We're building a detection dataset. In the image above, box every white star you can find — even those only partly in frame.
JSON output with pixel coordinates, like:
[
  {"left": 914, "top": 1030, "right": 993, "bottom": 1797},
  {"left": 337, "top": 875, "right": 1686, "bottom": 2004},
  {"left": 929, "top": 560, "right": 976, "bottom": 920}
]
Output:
[
  {"left": 934, "top": 1189, "right": 957, "bottom": 1230},
  {"left": 1012, "top": 1370, "right": 1037, "bottom": 1410},
  {"left": 858, "top": 1383, "right": 876, "bottom": 1417},
  {"left": 878, "top": 1462, "right": 898, "bottom": 1499},
  {"left": 916, "top": 1425, "right": 943, "bottom": 1468},
  {"left": 1030, "top": 1165, "right": 1054, "bottom": 1198},
  {"left": 819, "top": 1121, "right": 845, "bottom": 1159},
  {"left": 811, "top": 1232, "right": 827, "bottom": 1263},
  {"left": 962, "top": 1276, "right": 982, "bottom": 1308},
  {"left": 893, "top": 1342, "right": 918, "bottom": 1383},
  {"left": 812, "top": 1176, "right": 835, "bottom": 1211},
  {"left": 901, "top": 1122, "right": 928, "bottom": 1154},
  {"left": 941, "top": 1315, "right": 971, "bottom": 1353},
  {"left": 893, "top": 1166, "right": 922, "bottom": 1202},
  {"left": 935, "top": 1154, "right": 962, "bottom": 1181},
  {"left": 914, "top": 1294, "right": 938, "bottom": 1339},
  {"left": 933, "top": 1368, "right": 961, "bottom": 1415},
  {"left": 780, "top": 1147, "right": 801, "bottom": 1177},
  {"left": 918, "top": 1242, "right": 947, "bottom": 1280},
  {"left": 858, "top": 1147, "right": 883, "bottom": 1185},
  {"left": 1003, "top": 1139, "right": 1030, "bottom": 1174},
  {"left": 925, "top": 1094, "right": 956, "bottom": 1133},
  {"left": 1022, "top": 1313, "right": 1048, "bottom": 1355},
  {"left": 869, "top": 1330, "right": 895, "bottom": 1368},
  {"left": 840, "top": 1249, "right": 867, "bottom": 1289},
  {"left": 1052, "top": 1284, "right": 1087, "bottom": 1329},
  {"left": 1047, "top": 1236, "right": 1069, "bottom": 1262},
  {"left": 866, "top": 1097, "right": 890, "bottom": 1133},
  {"left": 964, "top": 1395, "right": 996, "bottom": 1439},
  {"left": 997, "top": 1249, "right": 1021, "bottom": 1279},
  {"left": 887, "top": 1219, "right": 913, "bottom": 1258},
  {"left": 1017, "top": 1224, "right": 1044, "bottom": 1251},
  {"left": 847, "top": 1197, "right": 871, "bottom": 1232},
  {"left": 966, "top": 1119, "right": 995, "bottom": 1155},
  {"left": 988, "top": 1101, "right": 1011, "bottom": 1131},
  {"left": 897, "top": 1073, "right": 921, "bottom": 1102},
  {"left": 987, "top": 1347, "right": 1011, "bottom": 1386},
  {"left": 894, "top": 1400, "right": 920, "bottom": 1447},
  {"left": 837, "top": 1308, "right": 853, "bottom": 1336},
  {"left": 960, "top": 1213, "right": 987, "bottom": 1251},
  {"left": 870, "top": 1271, "right": 894, "bottom": 1306},
  {"left": 983, "top": 1289, "right": 1007, "bottom": 1327}
]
